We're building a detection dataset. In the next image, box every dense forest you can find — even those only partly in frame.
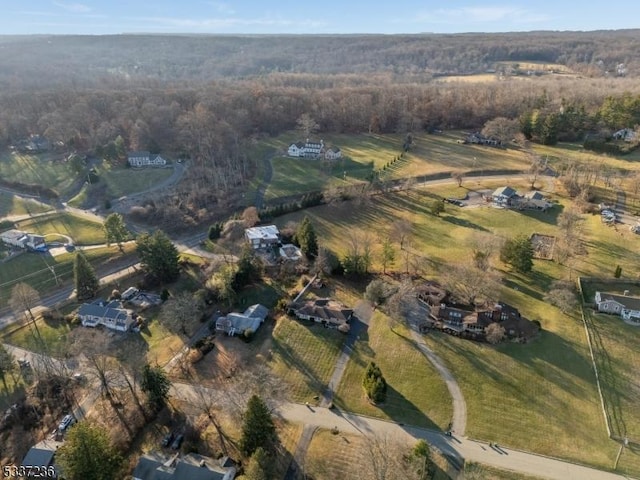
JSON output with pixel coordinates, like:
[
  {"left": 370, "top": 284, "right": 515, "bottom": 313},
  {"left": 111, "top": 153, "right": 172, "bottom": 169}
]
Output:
[{"left": 2, "top": 32, "right": 640, "bottom": 226}]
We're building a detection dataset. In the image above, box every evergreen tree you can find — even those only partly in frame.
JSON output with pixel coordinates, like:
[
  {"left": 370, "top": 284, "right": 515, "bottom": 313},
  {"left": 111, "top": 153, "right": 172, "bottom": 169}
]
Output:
[
  {"left": 0, "top": 345, "right": 13, "bottom": 391},
  {"left": 362, "top": 362, "right": 387, "bottom": 403},
  {"left": 103, "top": 213, "right": 129, "bottom": 251},
  {"left": 500, "top": 235, "right": 534, "bottom": 273},
  {"left": 244, "top": 447, "right": 270, "bottom": 480},
  {"left": 74, "top": 251, "right": 99, "bottom": 301},
  {"left": 57, "top": 422, "right": 123, "bottom": 480},
  {"left": 141, "top": 363, "right": 171, "bottom": 411},
  {"left": 136, "top": 230, "right": 180, "bottom": 283},
  {"left": 295, "top": 216, "right": 318, "bottom": 258},
  {"left": 430, "top": 200, "right": 444, "bottom": 216},
  {"left": 240, "top": 395, "right": 276, "bottom": 456}
]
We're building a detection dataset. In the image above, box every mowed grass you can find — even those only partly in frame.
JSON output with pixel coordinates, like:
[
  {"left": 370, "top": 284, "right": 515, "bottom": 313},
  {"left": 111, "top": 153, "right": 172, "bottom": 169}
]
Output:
[
  {"left": 464, "top": 462, "right": 548, "bottom": 480},
  {"left": 98, "top": 163, "right": 174, "bottom": 198},
  {"left": 0, "top": 192, "right": 52, "bottom": 218},
  {"left": 269, "top": 316, "right": 345, "bottom": 402},
  {"left": 2, "top": 316, "right": 72, "bottom": 358},
  {"left": 273, "top": 186, "right": 633, "bottom": 466},
  {"left": 0, "top": 245, "right": 134, "bottom": 309},
  {"left": 259, "top": 131, "right": 532, "bottom": 200},
  {"left": 15, "top": 212, "right": 105, "bottom": 245},
  {"left": 334, "top": 312, "right": 452, "bottom": 430},
  {"left": 0, "top": 152, "right": 77, "bottom": 196}
]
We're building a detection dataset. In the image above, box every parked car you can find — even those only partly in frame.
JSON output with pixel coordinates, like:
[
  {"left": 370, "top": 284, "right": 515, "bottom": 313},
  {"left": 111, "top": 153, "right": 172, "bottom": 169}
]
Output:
[
  {"left": 18, "top": 358, "right": 30, "bottom": 369},
  {"left": 171, "top": 434, "right": 184, "bottom": 450},
  {"left": 58, "top": 414, "right": 75, "bottom": 432},
  {"left": 161, "top": 431, "right": 174, "bottom": 447}
]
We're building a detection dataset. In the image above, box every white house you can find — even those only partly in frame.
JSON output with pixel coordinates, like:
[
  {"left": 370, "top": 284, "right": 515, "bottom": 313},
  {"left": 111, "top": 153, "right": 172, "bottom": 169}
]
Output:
[
  {"left": 245, "top": 225, "right": 280, "bottom": 249},
  {"left": 127, "top": 151, "right": 167, "bottom": 167},
  {"left": 287, "top": 139, "right": 325, "bottom": 158},
  {"left": 491, "top": 186, "right": 518, "bottom": 207},
  {"left": 0, "top": 229, "right": 47, "bottom": 252},
  {"left": 77, "top": 300, "right": 135, "bottom": 332},
  {"left": 519, "top": 191, "right": 552, "bottom": 211},
  {"left": 325, "top": 146, "right": 342, "bottom": 160},
  {"left": 215, "top": 304, "right": 268, "bottom": 336},
  {"left": 595, "top": 291, "right": 640, "bottom": 322}
]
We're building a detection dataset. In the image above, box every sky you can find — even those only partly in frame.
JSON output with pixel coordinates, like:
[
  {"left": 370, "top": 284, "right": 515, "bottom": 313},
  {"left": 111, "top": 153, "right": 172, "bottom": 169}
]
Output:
[{"left": 2, "top": 1, "right": 640, "bottom": 35}]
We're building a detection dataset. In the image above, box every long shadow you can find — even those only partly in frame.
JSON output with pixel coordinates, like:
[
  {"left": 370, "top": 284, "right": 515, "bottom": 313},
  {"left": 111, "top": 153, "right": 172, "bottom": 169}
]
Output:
[
  {"left": 441, "top": 214, "right": 490, "bottom": 232},
  {"left": 379, "top": 383, "right": 440, "bottom": 431},
  {"left": 519, "top": 202, "right": 563, "bottom": 225}
]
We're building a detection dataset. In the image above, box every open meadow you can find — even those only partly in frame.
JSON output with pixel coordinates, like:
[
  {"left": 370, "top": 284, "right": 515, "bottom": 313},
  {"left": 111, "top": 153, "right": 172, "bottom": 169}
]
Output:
[
  {"left": 14, "top": 211, "right": 105, "bottom": 245},
  {"left": 0, "top": 151, "right": 77, "bottom": 197},
  {"left": 0, "top": 192, "right": 52, "bottom": 219}
]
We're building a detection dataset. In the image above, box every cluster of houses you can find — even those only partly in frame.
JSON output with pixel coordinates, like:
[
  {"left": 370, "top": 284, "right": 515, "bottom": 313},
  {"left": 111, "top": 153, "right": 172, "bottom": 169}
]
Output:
[
  {"left": 595, "top": 290, "right": 640, "bottom": 323},
  {"left": 491, "top": 186, "right": 552, "bottom": 211},
  {"left": 127, "top": 151, "right": 168, "bottom": 168},
  {"left": 287, "top": 139, "right": 342, "bottom": 160},
  {"left": 0, "top": 229, "right": 47, "bottom": 252},
  {"left": 416, "top": 282, "right": 539, "bottom": 341}
]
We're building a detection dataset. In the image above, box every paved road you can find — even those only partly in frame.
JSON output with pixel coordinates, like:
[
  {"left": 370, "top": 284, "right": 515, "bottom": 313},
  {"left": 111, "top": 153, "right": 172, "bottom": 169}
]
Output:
[{"left": 169, "top": 380, "right": 627, "bottom": 480}]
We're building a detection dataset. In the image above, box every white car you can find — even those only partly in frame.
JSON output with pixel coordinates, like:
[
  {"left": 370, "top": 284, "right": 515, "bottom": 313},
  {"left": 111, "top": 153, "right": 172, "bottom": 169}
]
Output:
[{"left": 58, "top": 414, "right": 75, "bottom": 431}]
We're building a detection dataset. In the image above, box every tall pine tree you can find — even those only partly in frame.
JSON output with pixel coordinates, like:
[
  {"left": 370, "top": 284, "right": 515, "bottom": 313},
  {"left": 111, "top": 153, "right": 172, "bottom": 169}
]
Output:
[
  {"left": 136, "top": 230, "right": 180, "bottom": 283},
  {"left": 240, "top": 395, "right": 276, "bottom": 456},
  {"left": 295, "top": 216, "right": 318, "bottom": 259},
  {"left": 74, "top": 251, "right": 99, "bottom": 300}
]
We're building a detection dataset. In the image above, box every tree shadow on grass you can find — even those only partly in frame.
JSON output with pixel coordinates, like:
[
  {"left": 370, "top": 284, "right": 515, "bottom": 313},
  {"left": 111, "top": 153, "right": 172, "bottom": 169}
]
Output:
[
  {"left": 441, "top": 214, "right": 490, "bottom": 232},
  {"left": 379, "top": 383, "right": 441, "bottom": 431},
  {"left": 519, "top": 203, "right": 563, "bottom": 225}
]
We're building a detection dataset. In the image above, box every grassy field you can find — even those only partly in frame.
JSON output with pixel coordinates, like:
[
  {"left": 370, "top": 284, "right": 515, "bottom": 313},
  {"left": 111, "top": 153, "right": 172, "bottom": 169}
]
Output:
[
  {"left": 98, "top": 163, "right": 174, "bottom": 198},
  {"left": 0, "top": 152, "right": 77, "bottom": 196},
  {"left": 334, "top": 312, "right": 452, "bottom": 430},
  {"left": 0, "top": 192, "right": 53, "bottom": 218},
  {"left": 257, "top": 131, "right": 532, "bottom": 201},
  {"left": 2, "top": 315, "right": 72, "bottom": 357},
  {"left": 15, "top": 212, "right": 105, "bottom": 245},
  {"left": 269, "top": 316, "right": 346, "bottom": 402},
  {"left": 271, "top": 184, "right": 636, "bottom": 467},
  {"left": 0, "top": 245, "right": 134, "bottom": 310}
]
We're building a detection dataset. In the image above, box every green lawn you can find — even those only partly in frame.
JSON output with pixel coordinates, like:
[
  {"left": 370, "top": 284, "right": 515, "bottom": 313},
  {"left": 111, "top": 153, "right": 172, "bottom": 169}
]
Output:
[
  {"left": 0, "top": 246, "right": 134, "bottom": 310},
  {"left": 334, "top": 312, "right": 453, "bottom": 430},
  {"left": 0, "top": 152, "right": 77, "bottom": 196},
  {"left": 271, "top": 185, "right": 634, "bottom": 467},
  {"left": 2, "top": 316, "right": 72, "bottom": 358},
  {"left": 15, "top": 212, "right": 105, "bottom": 245},
  {"left": 269, "top": 316, "right": 345, "bottom": 402},
  {"left": 0, "top": 192, "right": 53, "bottom": 218},
  {"left": 98, "top": 163, "right": 174, "bottom": 198},
  {"left": 258, "top": 131, "right": 533, "bottom": 201}
]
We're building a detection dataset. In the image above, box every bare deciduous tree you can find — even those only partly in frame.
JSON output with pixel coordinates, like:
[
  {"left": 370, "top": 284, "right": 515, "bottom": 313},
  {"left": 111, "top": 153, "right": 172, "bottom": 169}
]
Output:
[
  {"left": 442, "top": 263, "right": 502, "bottom": 307},
  {"left": 391, "top": 219, "right": 413, "bottom": 250},
  {"left": 485, "top": 323, "right": 506, "bottom": 344},
  {"left": 159, "top": 291, "right": 204, "bottom": 336}
]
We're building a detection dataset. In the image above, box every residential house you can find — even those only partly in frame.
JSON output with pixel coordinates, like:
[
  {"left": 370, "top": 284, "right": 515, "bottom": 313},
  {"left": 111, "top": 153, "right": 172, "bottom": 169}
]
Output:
[
  {"left": 0, "top": 229, "right": 47, "bottom": 252},
  {"left": 464, "top": 132, "right": 501, "bottom": 146},
  {"left": 492, "top": 186, "right": 518, "bottom": 207},
  {"left": 215, "top": 304, "right": 269, "bottom": 336},
  {"left": 245, "top": 225, "right": 280, "bottom": 250},
  {"left": 289, "top": 298, "right": 353, "bottom": 330},
  {"left": 324, "top": 146, "right": 342, "bottom": 160},
  {"left": 127, "top": 151, "right": 167, "bottom": 167},
  {"left": 16, "top": 134, "right": 51, "bottom": 153},
  {"left": 612, "top": 128, "right": 636, "bottom": 142},
  {"left": 133, "top": 452, "right": 236, "bottom": 480},
  {"left": 21, "top": 439, "right": 62, "bottom": 479},
  {"left": 518, "top": 191, "right": 552, "bottom": 211},
  {"left": 287, "top": 139, "right": 325, "bottom": 158},
  {"left": 595, "top": 291, "right": 640, "bottom": 322},
  {"left": 429, "top": 300, "right": 537, "bottom": 340},
  {"left": 77, "top": 299, "right": 135, "bottom": 332}
]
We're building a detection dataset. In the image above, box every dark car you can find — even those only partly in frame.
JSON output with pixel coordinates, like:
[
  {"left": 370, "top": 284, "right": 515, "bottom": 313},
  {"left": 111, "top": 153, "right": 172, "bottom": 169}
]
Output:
[
  {"left": 161, "top": 431, "right": 174, "bottom": 447},
  {"left": 171, "top": 434, "right": 184, "bottom": 450}
]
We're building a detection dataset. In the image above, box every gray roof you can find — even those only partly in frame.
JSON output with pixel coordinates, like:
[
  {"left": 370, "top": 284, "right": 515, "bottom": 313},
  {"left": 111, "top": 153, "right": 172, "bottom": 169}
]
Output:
[
  {"left": 524, "top": 191, "right": 545, "bottom": 200},
  {"left": 78, "top": 300, "right": 129, "bottom": 321},
  {"left": 597, "top": 292, "right": 640, "bottom": 311},
  {"left": 243, "top": 304, "right": 268, "bottom": 320},
  {"left": 22, "top": 447, "right": 56, "bottom": 468},
  {"left": 492, "top": 186, "right": 516, "bottom": 198},
  {"left": 128, "top": 151, "right": 150, "bottom": 158},
  {"left": 224, "top": 313, "right": 262, "bottom": 333},
  {"left": 132, "top": 453, "right": 232, "bottom": 480}
]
